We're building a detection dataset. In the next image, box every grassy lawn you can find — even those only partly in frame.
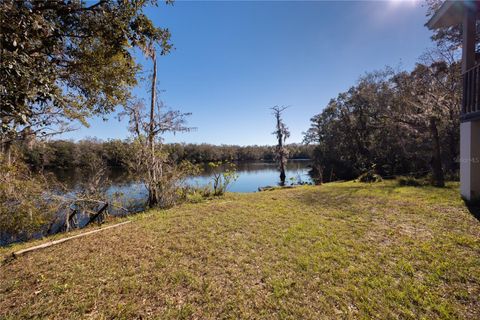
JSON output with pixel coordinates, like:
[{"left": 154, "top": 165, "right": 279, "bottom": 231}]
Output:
[{"left": 1, "top": 181, "right": 479, "bottom": 319}]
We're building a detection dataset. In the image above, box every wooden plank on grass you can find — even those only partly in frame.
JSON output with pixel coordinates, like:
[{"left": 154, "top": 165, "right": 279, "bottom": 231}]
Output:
[{"left": 12, "top": 221, "right": 132, "bottom": 257}]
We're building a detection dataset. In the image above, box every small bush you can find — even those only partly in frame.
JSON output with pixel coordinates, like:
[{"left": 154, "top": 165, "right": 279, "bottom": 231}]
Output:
[
  {"left": 186, "top": 192, "right": 205, "bottom": 204},
  {"left": 154, "top": 160, "right": 200, "bottom": 208},
  {"left": 199, "top": 185, "right": 213, "bottom": 198},
  {"left": 184, "top": 185, "right": 213, "bottom": 202},
  {"left": 358, "top": 171, "right": 382, "bottom": 183},
  {"left": 208, "top": 161, "right": 239, "bottom": 196}
]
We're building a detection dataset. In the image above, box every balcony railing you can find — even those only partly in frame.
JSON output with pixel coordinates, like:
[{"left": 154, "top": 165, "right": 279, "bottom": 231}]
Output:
[{"left": 462, "top": 63, "right": 480, "bottom": 121}]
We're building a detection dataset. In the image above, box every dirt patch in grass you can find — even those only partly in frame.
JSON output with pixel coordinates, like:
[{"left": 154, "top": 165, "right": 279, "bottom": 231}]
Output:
[{"left": 1, "top": 181, "right": 479, "bottom": 319}]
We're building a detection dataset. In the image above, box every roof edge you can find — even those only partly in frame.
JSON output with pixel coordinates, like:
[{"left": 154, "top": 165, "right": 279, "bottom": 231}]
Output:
[{"left": 426, "top": 0, "right": 460, "bottom": 29}]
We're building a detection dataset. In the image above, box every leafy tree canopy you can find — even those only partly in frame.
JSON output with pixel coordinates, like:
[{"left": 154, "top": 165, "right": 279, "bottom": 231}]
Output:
[{"left": 0, "top": 0, "right": 172, "bottom": 143}]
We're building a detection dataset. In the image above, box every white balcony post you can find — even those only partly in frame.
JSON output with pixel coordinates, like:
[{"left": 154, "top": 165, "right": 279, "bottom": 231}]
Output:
[{"left": 460, "top": 4, "right": 479, "bottom": 201}]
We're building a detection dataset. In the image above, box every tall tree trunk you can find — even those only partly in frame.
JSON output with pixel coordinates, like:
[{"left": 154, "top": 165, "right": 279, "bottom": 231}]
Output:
[
  {"left": 149, "top": 50, "right": 157, "bottom": 153},
  {"left": 448, "top": 127, "right": 459, "bottom": 174},
  {"left": 276, "top": 115, "right": 286, "bottom": 185},
  {"left": 148, "top": 49, "right": 159, "bottom": 206},
  {"left": 279, "top": 166, "right": 286, "bottom": 185},
  {"left": 430, "top": 117, "right": 445, "bottom": 187}
]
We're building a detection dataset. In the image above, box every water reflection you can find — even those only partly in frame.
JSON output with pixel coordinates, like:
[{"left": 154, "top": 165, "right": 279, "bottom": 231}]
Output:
[
  {"left": 53, "top": 160, "right": 313, "bottom": 196},
  {"left": 187, "top": 160, "right": 313, "bottom": 193}
]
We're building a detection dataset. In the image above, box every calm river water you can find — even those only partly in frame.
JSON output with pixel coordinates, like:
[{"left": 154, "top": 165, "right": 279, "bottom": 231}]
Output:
[{"left": 53, "top": 159, "right": 313, "bottom": 201}]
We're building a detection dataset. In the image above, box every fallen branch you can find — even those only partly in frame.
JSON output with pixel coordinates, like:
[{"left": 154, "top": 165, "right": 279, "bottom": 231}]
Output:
[
  {"left": 10, "top": 221, "right": 131, "bottom": 259},
  {"left": 51, "top": 194, "right": 130, "bottom": 214},
  {"left": 84, "top": 202, "right": 108, "bottom": 227}
]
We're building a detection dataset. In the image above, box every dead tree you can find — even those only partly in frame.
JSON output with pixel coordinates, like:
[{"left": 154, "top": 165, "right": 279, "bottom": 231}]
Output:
[
  {"left": 271, "top": 106, "right": 290, "bottom": 186},
  {"left": 123, "top": 44, "right": 193, "bottom": 208}
]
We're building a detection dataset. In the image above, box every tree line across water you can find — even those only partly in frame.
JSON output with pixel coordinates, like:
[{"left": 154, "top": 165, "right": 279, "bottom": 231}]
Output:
[{"left": 21, "top": 140, "right": 314, "bottom": 170}]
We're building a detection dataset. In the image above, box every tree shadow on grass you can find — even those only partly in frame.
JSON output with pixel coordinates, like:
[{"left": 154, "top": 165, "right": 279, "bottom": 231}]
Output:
[
  {"left": 295, "top": 183, "right": 398, "bottom": 211},
  {"left": 465, "top": 201, "right": 480, "bottom": 222}
]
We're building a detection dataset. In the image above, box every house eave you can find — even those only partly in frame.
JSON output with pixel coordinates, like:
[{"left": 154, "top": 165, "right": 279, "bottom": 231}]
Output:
[{"left": 426, "top": 0, "right": 463, "bottom": 29}]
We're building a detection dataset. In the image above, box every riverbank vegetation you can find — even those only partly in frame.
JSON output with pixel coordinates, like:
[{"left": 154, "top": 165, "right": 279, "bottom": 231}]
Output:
[{"left": 1, "top": 181, "right": 479, "bottom": 319}]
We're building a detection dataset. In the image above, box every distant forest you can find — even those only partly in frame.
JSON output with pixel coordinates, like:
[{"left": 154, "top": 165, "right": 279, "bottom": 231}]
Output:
[{"left": 20, "top": 140, "right": 314, "bottom": 170}]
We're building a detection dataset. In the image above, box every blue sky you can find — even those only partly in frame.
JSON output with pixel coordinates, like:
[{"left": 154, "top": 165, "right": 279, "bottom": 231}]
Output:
[{"left": 62, "top": 0, "right": 435, "bottom": 145}]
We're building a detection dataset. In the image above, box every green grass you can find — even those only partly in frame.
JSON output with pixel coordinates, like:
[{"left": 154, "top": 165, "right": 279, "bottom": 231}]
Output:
[{"left": 1, "top": 181, "right": 479, "bottom": 319}]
